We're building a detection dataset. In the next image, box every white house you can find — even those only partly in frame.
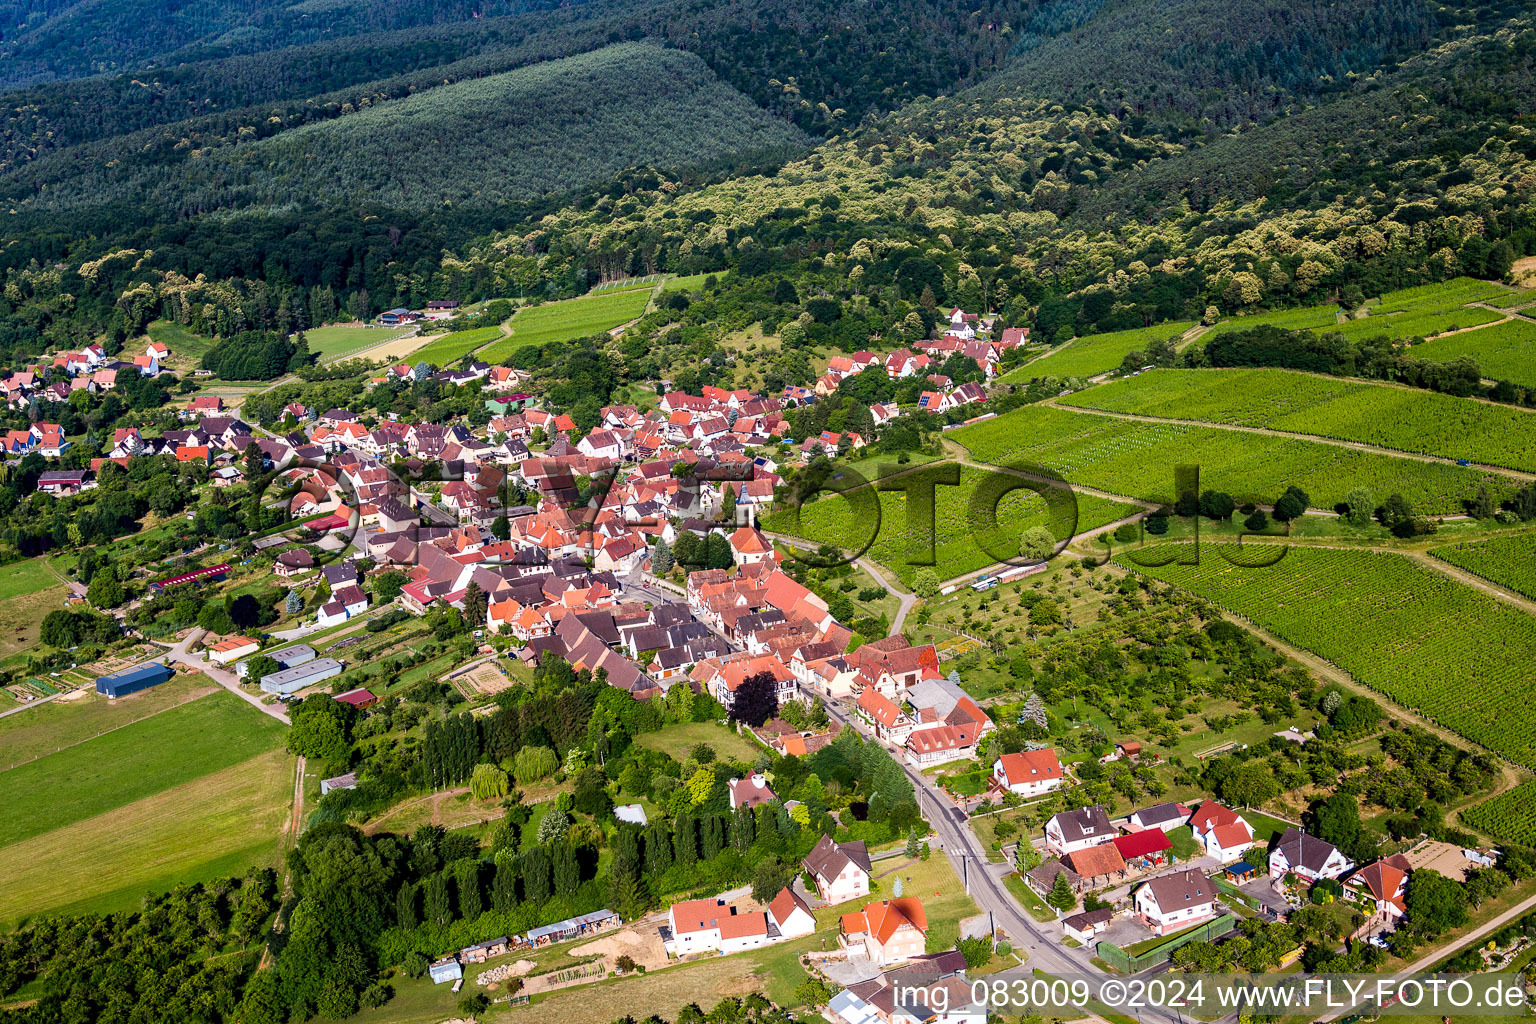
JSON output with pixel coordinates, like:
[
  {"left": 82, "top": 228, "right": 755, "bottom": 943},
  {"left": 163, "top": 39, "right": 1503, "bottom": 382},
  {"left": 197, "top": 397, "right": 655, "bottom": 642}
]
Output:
[
  {"left": 1269, "top": 828, "right": 1354, "bottom": 882},
  {"left": 766, "top": 886, "right": 817, "bottom": 939},
  {"left": 1134, "top": 869, "right": 1220, "bottom": 936},
  {"left": 1128, "top": 802, "right": 1189, "bottom": 833},
  {"left": 992, "top": 748, "right": 1064, "bottom": 797},
  {"left": 718, "top": 911, "right": 772, "bottom": 954},
  {"left": 668, "top": 897, "right": 727, "bottom": 955},
  {"left": 802, "top": 835, "right": 872, "bottom": 905},
  {"left": 1187, "top": 802, "right": 1256, "bottom": 863},
  {"left": 207, "top": 636, "right": 260, "bottom": 665},
  {"left": 1045, "top": 805, "right": 1114, "bottom": 856}
]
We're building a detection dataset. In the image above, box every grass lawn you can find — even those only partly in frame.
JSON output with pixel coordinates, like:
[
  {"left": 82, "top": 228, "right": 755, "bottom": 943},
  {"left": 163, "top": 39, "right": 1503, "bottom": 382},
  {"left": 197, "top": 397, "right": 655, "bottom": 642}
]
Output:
[
  {"left": 1242, "top": 810, "right": 1296, "bottom": 842},
  {"left": 479, "top": 286, "right": 655, "bottom": 362},
  {"left": 1002, "top": 871, "right": 1059, "bottom": 923},
  {"left": 0, "top": 671, "right": 219, "bottom": 767},
  {"left": 305, "top": 324, "right": 414, "bottom": 361},
  {"left": 0, "top": 746, "right": 293, "bottom": 925},
  {"left": 662, "top": 271, "right": 728, "bottom": 292},
  {"left": 0, "top": 557, "right": 62, "bottom": 600},
  {"left": 410, "top": 325, "right": 503, "bottom": 367},
  {"left": 0, "top": 584, "right": 68, "bottom": 659},
  {"left": 0, "top": 689, "right": 287, "bottom": 847},
  {"left": 632, "top": 721, "right": 765, "bottom": 764},
  {"left": 1168, "top": 826, "right": 1203, "bottom": 861},
  {"left": 1121, "top": 920, "right": 1212, "bottom": 957},
  {"left": 147, "top": 319, "right": 218, "bottom": 360}
]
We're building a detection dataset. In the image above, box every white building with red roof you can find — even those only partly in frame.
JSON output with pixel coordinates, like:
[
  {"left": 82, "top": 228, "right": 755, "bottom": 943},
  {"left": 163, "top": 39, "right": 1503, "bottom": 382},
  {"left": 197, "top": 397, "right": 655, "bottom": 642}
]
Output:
[
  {"left": 1187, "top": 801, "right": 1256, "bottom": 863},
  {"left": 992, "top": 748, "right": 1064, "bottom": 797}
]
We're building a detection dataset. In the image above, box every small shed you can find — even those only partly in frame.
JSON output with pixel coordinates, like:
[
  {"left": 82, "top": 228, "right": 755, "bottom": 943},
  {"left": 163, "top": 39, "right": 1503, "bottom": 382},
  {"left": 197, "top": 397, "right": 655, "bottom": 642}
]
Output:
[
  {"left": 1223, "top": 862, "right": 1257, "bottom": 883},
  {"left": 524, "top": 909, "right": 620, "bottom": 947},
  {"left": 428, "top": 958, "right": 462, "bottom": 985},
  {"left": 320, "top": 772, "right": 359, "bottom": 795},
  {"left": 1062, "top": 908, "right": 1114, "bottom": 944}
]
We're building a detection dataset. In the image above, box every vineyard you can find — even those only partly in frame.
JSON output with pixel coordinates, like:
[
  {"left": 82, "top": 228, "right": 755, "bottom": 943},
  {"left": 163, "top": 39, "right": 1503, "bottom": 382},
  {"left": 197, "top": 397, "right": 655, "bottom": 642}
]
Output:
[
  {"left": 1199, "top": 302, "right": 1343, "bottom": 343},
  {"left": 1409, "top": 318, "right": 1536, "bottom": 389},
  {"left": 1119, "top": 546, "right": 1536, "bottom": 765},
  {"left": 1021, "top": 320, "right": 1196, "bottom": 379},
  {"left": 409, "top": 326, "right": 503, "bottom": 367},
  {"left": 478, "top": 285, "right": 655, "bottom": 363},
  {"left": 1060, "top": 368, "right": 1536, "bottom": 473},
  {"left": 1430, "top": 532, "right": 1536, "bottom": 601},
  {"left": 1461, "top": 780, "right": 1536, "bottom": 846},
  {"left": 761, "top": 462, "right": 1138, "bottom": 586},
  {"left": 949, "top": 404, "right": 1508, "bottom": 514},
  {"left": 1308, "top": 277, "right": 1515, "bottom": 344}
]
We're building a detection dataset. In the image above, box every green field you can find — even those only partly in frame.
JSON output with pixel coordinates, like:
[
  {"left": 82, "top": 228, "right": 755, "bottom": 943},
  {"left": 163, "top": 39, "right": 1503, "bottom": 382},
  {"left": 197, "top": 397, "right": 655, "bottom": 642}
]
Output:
[
  {"left": 1431, "top": 532, "right": 1536, "bottom": 600},
  {"left": 1310, "top": 277, "right": 1515, "bottom": 344},
  {"left": 304, "top": 324, "right": 414, "bottom": 360},
  {"left": 0, "top": 673, "right": 220, "bottom": 767},
  {"left": 1200, "top": 303, "right": 1343, "bottom": 341},
  {"left": 1410, "top": 318, "right": 1536, "bottom": 388},
  {"left": 631, "top": 720, "right": 764, "bottom": 763},
  {"left": 0, "top": 689, "right": 287, "bottom": 847},
  {"left": 1120, "top": 545, "right": 1536, "bottom": 764},
  {"left": 950, "top": 402, "right": 1506, "bottom": 515},
  {"left": 1020, "top": 320, "right": 1196, "bottom": 379},
  {"left": 145, "top": 319, "right": 218, "bottom": 359},
  {"left": 0, "top": 746, "right": 292, "bottom": 924},
  {"left": 479, "top": 285, "right": 656, "bottom": 362},
  {"left": 0, "top": 557, "right": 62, "bottom": 600},
  {"left": 661, "top": 270, "right": 728, "bottom": 292},
  {"left": 762, "top": 462, "right": 1139, "bottom": 585},
  {"left": 410, "top": 325, "right": 503, "bottom": 367},
  {"left": 1060, "top": 368, "right": 1536, "bottom": 472}
]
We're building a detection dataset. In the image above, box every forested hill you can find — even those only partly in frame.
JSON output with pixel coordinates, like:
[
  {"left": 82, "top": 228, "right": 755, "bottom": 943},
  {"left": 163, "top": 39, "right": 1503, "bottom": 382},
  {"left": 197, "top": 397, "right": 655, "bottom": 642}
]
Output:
[{"left": 0, "top": 43, "right": 809, "bottom": 217}]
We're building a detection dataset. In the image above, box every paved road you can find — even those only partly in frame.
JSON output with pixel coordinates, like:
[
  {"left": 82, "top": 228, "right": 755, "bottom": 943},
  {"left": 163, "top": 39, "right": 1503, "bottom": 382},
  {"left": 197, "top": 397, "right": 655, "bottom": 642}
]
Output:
[{"left": 161, "top": 628, "right": 290, "bottom": 723}]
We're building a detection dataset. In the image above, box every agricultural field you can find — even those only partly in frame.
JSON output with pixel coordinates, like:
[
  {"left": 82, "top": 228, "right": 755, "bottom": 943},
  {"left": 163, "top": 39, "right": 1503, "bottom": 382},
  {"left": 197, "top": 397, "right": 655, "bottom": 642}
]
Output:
[
  {"left": 1310, "top": 277, "right": 1516, "bottom": 344},
  {"left": 1430, "top": 532, "right": 1536, "bottom": 600},
  {"left": 479, "top": 285, "right": 654, "bottom": 362},
  {"left": 0, "top": 689, "right": 288, "bottom": 847},
  {"left": 1409, "top": 318, "right": 1536, "bottom": 388},
  {"left": 762, "top": 462, "right": 1140, "bottom": 586},
  {"left": 409, "top": 325, "right": 503, "bottom": 367},
  {"left": 950, "top": 403, "right": 1506, "bottom": 515},
  {"left": 305, "top": 323, "right": 414, "bottom": 361},
  {"left": 0, "top": 584, "right": 68, "bottom": 658},
  {"left": 1199, "top": 303, "right": 1343, "bottom": 341},
  {"left": 1060, "top": 368, "right": 1536, "bottom": 472},
  {"left": 1020, "top": 320, "right": 1195, "bottom": 379},
  {"left": 662, "top": 270, "right": 728, "bottom": 292},
  {"left": 1119, "top": 545, "right": 1536, "bottom": 764},
  {"left": 0, "top": 746, "right": 293, "bottom": 924},
  {"left": 1461, "top": 780, "right": 1536, "bottom": 846},
  {"left": 0, "top": 556, "right": 62, "bottom": 600},
  {"left": 0, "top": 672, "right": 220, "bottom": 767}
]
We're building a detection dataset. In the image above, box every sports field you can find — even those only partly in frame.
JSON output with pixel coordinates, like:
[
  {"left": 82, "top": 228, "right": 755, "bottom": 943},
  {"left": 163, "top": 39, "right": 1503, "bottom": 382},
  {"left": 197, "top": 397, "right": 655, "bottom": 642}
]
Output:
[
  {"left": 479, "top": 285, "right": 654, "bottom": 362},
  {"left": 0, "top": 689, "right": 287, "bottom": 847},
  {"left": 1060, "top": 368, "right": 1536, "bottom": 472},
  {"left": 950, "top": 403, "right": 1506, "bottom": 515},
  {"left": 306, "top": 324, "right": 415, "bottom": 360}
]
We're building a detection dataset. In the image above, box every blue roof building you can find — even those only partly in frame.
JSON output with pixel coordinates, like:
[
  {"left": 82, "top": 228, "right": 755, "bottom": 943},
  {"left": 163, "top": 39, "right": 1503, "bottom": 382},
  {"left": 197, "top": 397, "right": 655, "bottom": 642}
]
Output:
[{"left": 96, "top": 661, "right": 173, "bottom": 698}]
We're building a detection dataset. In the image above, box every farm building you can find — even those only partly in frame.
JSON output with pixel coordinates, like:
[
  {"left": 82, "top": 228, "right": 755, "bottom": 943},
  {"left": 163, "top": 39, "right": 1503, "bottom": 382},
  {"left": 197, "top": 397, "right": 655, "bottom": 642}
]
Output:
[
  {"left": 524, "top": 908, "right": 620, "bottom": 947},
  {"left": 207, "top": 636, "right": 260, "bottom": 665},
  {"left": 149, "top": 562, "right": 229, "bottom": 594},
  {"left": 334, "top": 687, "right": 378, "bottom": 708},
  {"left": 239, "top": 643, "right": 316, "bottom": 677},
  {"left": 320, "top": 772, "right": 358, "bottom": 795},
  {"left": 260, "top": 657, "right": 343, "bottom": 695},
  {"left": 96, "top": 661, "right": 174, "bottom": 698}
]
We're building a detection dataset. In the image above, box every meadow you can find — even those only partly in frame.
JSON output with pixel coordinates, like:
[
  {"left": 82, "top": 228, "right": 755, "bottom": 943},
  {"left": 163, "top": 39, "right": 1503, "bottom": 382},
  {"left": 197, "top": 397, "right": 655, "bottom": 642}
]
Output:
[
  {"left": 1409, "top": 318, "right": 1536, "bottom": 388},
  {"left": 1019, "top": 320, "right": 1195, "bottom": 379},
  {"left": 409, "top": 325, "right": 503, "bottom": 367},
  {"left": 1430, "top": 532, "right": 1536, "bottom": 601},
  {"left": 0, "top": 689, "right": 287, "bottom": 847},
  {"left": 0, "top": 556, "right": 62, "bottom": 600},
  {"left": 1060, "top": 368, "right": 1536, "bottom": 472},
  {"left": 0, "top": 746, "right": 292, "bottom": 924},
  {"left": 145, "top": 319, "right": 218, "bottom": 360},
  {"left": 479, "top": 285, "right": 655, "bottom": 362},
  {"left": 305, "top": 323, "right": 414, "bottom": 361},
  {"left": 950, "top": 403, "right": 1506, "bottom": 514},
  {"left": 1119, "top": 546, "right": 1536, "bottom": 764},
  {"left": 661, "top": 270, "right": 728, "bottom": 292},
  {"left": 0, "top": 672, "right": 219, "bottom": 767},
  {"left": 631, "top": 720, "right": 764, "bottom": 763},
  {"left": 762, "top": 462, "right": 1139, "bottom": 585},
  {"left": 1199, "top": 302, "right": 1343, "bottom": 341}
]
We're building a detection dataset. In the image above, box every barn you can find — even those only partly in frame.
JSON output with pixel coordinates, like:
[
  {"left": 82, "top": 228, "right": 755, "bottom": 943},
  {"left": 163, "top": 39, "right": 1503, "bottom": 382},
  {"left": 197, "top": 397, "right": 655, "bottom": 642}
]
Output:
[{"left": 96, "top": 662, "right": 174, "bottom": 698}]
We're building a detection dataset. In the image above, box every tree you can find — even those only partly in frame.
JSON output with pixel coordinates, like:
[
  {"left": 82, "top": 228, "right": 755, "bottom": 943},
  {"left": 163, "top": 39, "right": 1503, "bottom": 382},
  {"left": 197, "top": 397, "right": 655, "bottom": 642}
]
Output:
[
  {"left": 1405, "top": 870, "right": 1468, "bottom": 937},
  {"left": 1274, "top": 485, "right": 1309, "bottom": 522},
  {"left": 721, "top": 484, "right": 738, "bottom": 523},
  {"left": 245, "top": 654, "right": 281, "bottom": 684},
  {"left": 373, "top": 569, "right": 409, "bottom": 601},
  {"left": 1200, "top": 490, "right": 1235, "bottom": 521},
  {"left": 514, "top": 745, "right": 559, "bottom": 783},
  {"left": 284, "top": 589, "right": 304, "bottom": 614},
  {"left": 1344, "top": 486, "right": 1374, "bottom": 527},
  {"left": 1378, "top": 493, "right": 1416, "bottom": 536},
  {"left": 243, "top": 440, "right": 265, "bottom": 478},
  {"left": 1046, "top": 871, "right": 1077, "bottom": 911},
  {"left": 913, "top": 568, "right": 941, "bottom": 598},
  {"left": 462, "top": 581, "right": 487, "bottom": 627},
  {"left": 1243, "top": 509, "right": 1269, "bottom": 532},
  {"left": 905, "top": 827, "right": 921, "bottom": 858},
  {"left": 470, "top": 763, "right": 509, "bottom": 801},
  {"left": 537, "top": 808, "right": 570, "bottom": 845},
  {"left": 1309, "top": 792, "right": 1362, "bottom": 859},
  {"left": 728, "top": 671, "right": 780, "bottom": 727},
  {"left": 87, "top": 565, "right": 124, "bottom": 608},
  {"left": 1018, "top": 525, "right": 1055, "bottom": 562},
  {"left": 424, "top": 872, "right": 452, "bottom": 925},
  {"left": 752, "top": 857, "right": 791, "bottom": 904},
  {"left": 958, "top": 936, "right": 993, "bottom": 968},
  {"left": 651, "top": 538, "right": 674, "bottom": 574}
]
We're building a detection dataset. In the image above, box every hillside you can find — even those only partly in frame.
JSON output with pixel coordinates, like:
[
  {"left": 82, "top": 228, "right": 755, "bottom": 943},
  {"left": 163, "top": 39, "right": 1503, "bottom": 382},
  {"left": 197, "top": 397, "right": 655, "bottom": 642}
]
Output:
[{"left": 0, "top": 43, "right": 808, "bottom": 217}]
